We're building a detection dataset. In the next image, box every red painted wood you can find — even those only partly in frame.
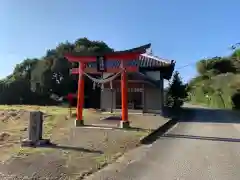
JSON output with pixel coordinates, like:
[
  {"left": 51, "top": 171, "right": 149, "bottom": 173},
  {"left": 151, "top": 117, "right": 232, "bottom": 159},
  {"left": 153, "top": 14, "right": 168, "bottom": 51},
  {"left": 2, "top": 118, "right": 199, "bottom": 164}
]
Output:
[
  {"left": 67, "top": 93, "right": 75, "bottom": 102},
  {"left": 67, "top": 93, "right": 77, "bottom": 98},
  {"left": 121, "top": 61, "right": 128, "bottom": 122},
  {"left": 76, "top": 63, "right": 85, "bottom": 121},
  {"left": 65, "top": 52, "right": 142, "bottom": 62}
]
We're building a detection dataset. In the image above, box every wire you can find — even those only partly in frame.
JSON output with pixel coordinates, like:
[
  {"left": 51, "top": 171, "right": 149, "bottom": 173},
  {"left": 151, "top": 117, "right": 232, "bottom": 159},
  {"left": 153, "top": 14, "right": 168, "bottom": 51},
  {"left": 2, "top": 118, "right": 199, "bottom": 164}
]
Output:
[
  {"left": 175, "top": 62, "right": 196, "bottom": 70},
  {"left": 174, "top": 43, "right": 240, "bottom": 70}
]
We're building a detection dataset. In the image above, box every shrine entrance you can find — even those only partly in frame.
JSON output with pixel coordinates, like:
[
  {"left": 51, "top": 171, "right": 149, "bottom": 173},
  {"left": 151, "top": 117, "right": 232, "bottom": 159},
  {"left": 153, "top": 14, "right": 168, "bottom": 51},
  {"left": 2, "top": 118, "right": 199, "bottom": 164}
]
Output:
[
  {"left": 116, "top": 88, "right": 143, "bottom": 110},
  {"left": 65, "top": 44, "right": 151, "bottom": 128}
]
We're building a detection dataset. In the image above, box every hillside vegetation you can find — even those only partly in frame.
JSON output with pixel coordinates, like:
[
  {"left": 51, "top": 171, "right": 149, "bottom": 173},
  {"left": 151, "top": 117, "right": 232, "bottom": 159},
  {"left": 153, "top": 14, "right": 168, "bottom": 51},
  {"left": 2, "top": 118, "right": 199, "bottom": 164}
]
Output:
[{"left": 188, "top": 48, "right": 240, "bottom": 109}]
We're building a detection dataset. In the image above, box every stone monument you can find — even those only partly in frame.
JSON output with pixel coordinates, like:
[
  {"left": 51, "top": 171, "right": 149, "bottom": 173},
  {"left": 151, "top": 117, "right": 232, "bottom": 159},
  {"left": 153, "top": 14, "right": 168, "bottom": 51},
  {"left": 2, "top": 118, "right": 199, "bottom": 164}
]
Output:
[{"left": 21, "top": 111, "right": 50, "bottom": 147}]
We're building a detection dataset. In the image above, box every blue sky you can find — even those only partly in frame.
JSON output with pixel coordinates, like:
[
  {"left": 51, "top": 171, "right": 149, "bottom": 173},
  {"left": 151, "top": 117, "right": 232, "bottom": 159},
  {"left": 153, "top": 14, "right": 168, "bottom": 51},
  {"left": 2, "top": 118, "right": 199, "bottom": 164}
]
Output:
[{"left": 1, "top": 0, "right": 240, "bottom": 82}]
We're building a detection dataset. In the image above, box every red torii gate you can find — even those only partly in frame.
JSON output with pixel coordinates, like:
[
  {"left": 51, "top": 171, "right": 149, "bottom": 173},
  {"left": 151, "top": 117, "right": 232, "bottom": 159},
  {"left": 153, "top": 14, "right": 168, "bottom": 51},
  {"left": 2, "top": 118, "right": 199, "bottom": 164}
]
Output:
[{"left": 65, "top": 44, "right": 151, "bottom": 128}]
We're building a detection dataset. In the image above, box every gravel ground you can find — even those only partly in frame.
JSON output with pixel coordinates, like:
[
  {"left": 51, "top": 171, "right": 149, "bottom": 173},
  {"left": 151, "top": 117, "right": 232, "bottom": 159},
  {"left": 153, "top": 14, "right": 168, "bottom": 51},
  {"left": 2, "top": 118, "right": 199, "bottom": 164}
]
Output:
[{"left": 0, "top": 110, "right": 168, "bottom": 179}]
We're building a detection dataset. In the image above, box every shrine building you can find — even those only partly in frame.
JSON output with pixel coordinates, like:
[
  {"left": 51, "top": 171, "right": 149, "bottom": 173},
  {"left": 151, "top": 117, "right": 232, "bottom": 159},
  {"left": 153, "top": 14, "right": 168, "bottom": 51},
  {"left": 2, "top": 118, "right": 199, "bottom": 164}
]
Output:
[
  {"left": 69, "top": 49, "right": 175, "bottom": 114},
  {"left": 99, "top": 52, "right": 175, "bottom": 113}
]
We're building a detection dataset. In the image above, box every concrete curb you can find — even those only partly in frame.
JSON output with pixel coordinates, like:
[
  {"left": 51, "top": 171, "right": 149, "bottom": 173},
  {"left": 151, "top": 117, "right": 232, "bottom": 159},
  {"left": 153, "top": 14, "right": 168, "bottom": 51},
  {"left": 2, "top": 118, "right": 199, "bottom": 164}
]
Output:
[{"left": 140, "top": 117, "right": 178, "bottom": 145}]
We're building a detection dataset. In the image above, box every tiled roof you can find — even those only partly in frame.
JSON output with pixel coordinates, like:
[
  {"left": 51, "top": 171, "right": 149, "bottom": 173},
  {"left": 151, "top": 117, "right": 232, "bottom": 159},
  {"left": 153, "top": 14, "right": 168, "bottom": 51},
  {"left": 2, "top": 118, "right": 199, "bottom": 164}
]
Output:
[
  {"left": 86, "top": 53, "right": 172, "bottom": 68},
  {"left": 138, "top": 53, "right": 172, "bottom": 68}
]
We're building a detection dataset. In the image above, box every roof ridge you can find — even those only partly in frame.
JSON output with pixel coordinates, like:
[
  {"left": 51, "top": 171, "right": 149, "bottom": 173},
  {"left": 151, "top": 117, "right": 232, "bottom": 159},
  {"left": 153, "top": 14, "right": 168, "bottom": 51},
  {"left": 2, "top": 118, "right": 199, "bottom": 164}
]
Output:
[{"left": 140, "top": 53, "right": 171, "bottom": 64}]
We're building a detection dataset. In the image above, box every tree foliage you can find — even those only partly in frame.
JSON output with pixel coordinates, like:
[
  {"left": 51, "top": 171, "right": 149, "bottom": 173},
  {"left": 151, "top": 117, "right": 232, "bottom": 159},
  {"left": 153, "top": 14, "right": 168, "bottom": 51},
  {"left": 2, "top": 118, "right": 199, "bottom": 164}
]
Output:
[
  {"left": 188, "top": 47, "right": 240, "bottom": 109},
  {"left": 0, "top": 38, "right": 113, "bottom": 105},
  {"left": 165, "top": 71, "right": 187, "bottom": 108}
]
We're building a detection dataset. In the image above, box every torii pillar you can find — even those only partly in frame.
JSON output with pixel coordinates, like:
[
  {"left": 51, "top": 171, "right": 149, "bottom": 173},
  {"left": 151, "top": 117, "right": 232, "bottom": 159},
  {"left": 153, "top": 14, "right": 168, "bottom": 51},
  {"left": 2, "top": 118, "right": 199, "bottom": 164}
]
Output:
[
  {"left": 76, "top": 62, "right": 85, "bottom": 126},
  {"left": 120, "top": 61, "right": 129, "bottom": 128}
]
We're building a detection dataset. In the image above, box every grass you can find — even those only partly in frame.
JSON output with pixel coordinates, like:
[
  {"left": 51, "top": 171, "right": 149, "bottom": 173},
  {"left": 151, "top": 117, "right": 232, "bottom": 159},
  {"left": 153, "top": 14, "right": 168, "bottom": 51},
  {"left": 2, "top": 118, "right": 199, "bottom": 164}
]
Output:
[
  {"left": 14, "top": 146, "right": 54, "bottom": 158},
  {"left": 0, "top": 105, "right": 157, "bottom": 179},
  {"left": 133, "top": 130, "right": 152, "bottom": 139},
  {"left": 43, "top": 115, "right": 60, "bottom": 139},
  {"left": 0, "top": 144, "right": 55, "bottom": 162},
  {"left": 0, "top": 105, "right": 96, "bottom": 158},
  {"left": 0, "top": 106, "right": 72, "bottom": 160},
  {"left": 0, "top": 105, "right": 91, "bottom": 139},
  {"left": 0, "top": 105, "right": 69, "bottom": 116},
  {"left": 101, "top": 111, "right": 143, "bottom": 115},
  {"left": 94, "top": 154, "right": 115, "bottom": 168},
  {"left": 0, "top": 105, "right": 90, "bottom": 116}
]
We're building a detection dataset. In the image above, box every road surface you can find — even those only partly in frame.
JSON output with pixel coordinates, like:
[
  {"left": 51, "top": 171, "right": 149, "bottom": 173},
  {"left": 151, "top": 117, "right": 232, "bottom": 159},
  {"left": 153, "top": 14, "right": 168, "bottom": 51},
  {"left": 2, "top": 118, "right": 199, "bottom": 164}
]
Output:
[{"left": 87, "top": 106, "right": 240, "bottom": 180}]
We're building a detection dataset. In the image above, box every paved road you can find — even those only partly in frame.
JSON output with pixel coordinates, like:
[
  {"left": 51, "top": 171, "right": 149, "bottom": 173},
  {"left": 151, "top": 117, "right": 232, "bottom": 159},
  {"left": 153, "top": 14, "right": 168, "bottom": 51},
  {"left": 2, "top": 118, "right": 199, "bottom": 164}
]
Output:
[{"left": 86, "top": 106, "right": 240, "bottom": 180}]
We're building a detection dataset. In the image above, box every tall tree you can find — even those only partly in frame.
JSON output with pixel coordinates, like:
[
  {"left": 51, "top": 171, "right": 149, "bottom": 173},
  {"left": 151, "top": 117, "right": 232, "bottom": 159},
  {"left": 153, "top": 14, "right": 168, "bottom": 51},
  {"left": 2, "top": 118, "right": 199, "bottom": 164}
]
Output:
[
  {"left": 165, "top": 71, "right": 187, "bottom": 108},
  {"left": 30, "top": 38, "right": 113, "bottom": 99},
  {"left": 0, "top": 37, "right": 114, "bottom": 105}
]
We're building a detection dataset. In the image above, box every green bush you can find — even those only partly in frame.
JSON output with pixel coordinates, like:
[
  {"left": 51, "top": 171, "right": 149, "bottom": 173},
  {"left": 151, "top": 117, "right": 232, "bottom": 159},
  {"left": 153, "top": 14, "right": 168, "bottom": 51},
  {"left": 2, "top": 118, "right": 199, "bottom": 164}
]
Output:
[
  {"left": 189, "top": 74, "right": 240, "bottom": 109},
  {"left": 165, "top": 71, "right": 187, "bottom": 109}
]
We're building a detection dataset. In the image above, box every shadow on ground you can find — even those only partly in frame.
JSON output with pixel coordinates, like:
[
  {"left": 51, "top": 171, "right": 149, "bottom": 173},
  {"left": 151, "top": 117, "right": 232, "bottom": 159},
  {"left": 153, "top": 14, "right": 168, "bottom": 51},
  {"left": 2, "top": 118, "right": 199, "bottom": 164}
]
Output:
[
  {"left": 140, "top": 118, "right": 178, "bottom": 145},
  {"left": 163, "top": 105, "right": 240, "bottom": 124},
  {"left": 163, "top": 134, "right": 240, "bottom": 143},
  {"left": 141, "top": 105, "right": 240, "bottom": 145},
  {"left": 40, "top": 144, "right": 103, "bottom": 154},
  {"left": 180, "top": 107, "right": 240, "bottom": 124}
]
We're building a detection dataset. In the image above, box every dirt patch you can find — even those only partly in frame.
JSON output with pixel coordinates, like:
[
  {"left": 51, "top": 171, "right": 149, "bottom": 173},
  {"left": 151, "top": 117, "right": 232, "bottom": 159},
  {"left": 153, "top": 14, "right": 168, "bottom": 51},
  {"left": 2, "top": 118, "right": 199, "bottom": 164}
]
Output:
[
  {"left": 0, "top": 106, "right": 168, "bottom": 179},
  {"left": 0, "top": 109, "right": 27, "bottom": 123},
  {"left": 0, "top": 132, "right": 10, "bottom": 141}
]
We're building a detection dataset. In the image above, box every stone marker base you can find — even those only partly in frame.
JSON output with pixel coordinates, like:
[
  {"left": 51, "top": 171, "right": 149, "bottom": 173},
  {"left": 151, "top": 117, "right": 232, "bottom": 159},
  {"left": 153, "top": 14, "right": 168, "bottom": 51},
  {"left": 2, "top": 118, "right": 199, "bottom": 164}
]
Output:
[
  {"left": 21, "top": 139, "right": 51, "bottom": 147},
  {"left": 75, "top": 120, "right": 84, "bottom": 127},
  {"left": 120, "top": 121, "right": 130, "bottom": 128}
]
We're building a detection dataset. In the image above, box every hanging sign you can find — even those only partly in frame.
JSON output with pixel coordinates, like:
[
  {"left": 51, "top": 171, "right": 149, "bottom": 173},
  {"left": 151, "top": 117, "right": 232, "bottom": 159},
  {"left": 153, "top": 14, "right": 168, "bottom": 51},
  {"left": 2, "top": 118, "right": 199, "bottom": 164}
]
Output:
[{"left": 96, "top": 56, "right": 107, "bottom": 72}]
